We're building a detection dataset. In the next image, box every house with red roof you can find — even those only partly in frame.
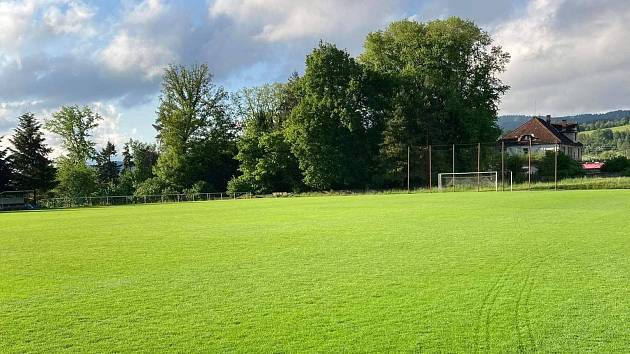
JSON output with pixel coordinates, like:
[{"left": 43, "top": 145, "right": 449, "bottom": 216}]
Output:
[{"left": 499, "top": 115, "right": 583, "bottom": 161}]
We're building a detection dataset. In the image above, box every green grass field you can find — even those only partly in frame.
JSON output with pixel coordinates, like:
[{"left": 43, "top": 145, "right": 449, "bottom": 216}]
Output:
[{"left": 2, "top": 191, "right": 629, "bottom": 352}]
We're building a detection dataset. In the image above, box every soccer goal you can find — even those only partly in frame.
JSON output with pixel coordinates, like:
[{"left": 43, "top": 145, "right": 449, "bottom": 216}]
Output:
[{"left": 437, "top": 172, "right": 501, "bottom": 192}]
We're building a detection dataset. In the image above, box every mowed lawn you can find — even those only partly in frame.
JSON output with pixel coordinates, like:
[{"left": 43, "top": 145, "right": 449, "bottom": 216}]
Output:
[{"left": 1, "top": 191, "right": 629, "bottom": 352}]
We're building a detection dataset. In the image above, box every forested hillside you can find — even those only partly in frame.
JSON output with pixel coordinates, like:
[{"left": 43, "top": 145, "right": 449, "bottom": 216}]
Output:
[{"left": 499, "top": 110, "right": 630, "bottom": 131}]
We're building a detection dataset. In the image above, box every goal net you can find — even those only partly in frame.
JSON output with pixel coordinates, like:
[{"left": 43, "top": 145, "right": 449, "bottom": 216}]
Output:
[{"left": 437, "top": 172, "right": 499, "bottom": 192}]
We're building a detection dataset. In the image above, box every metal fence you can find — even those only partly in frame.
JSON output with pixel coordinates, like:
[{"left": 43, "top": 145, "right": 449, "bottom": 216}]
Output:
[
  {"left": 403, "top": 141, "right": 577, "bottom": 192},
  {"left": 40, "top": 192, "right": 252, "bottom": 209}
]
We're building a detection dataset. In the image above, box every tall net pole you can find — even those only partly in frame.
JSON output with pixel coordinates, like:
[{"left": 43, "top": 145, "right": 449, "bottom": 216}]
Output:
[
  {"left": 477, "top": 143, "right": 481, "bottom": 192},
  {"left": 407, "top": 145, "right": 411, "bottom": 193},
  {"left": 555, "top": 143, "right": 559, "bottom": 190},
  {"left": 452, "top": 144, "right": 456, "bottom": 191},
  {"left": 428, "top": 145, "right": 432, "bottom": 192},
  {"left": 528, "top": 138, "right": 532, "bottom": 191},
  {"left": 501, "top": 141, "right": 505, "bottom": 191}
]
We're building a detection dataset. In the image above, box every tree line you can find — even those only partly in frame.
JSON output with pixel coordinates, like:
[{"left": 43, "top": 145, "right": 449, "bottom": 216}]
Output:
[
  {"left": 0, "top": 18, "right": 510, "bottom": 197},
  {"left": 580, "top": 129, "right": 630, "bottom": 160},
  {"left": 580, "top": 117, "right": 630, "bottom": 132}
]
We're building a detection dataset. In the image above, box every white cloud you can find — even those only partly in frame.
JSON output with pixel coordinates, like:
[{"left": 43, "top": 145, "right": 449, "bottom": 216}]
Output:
[
  {"left": 99, "top": 0, "right": 178, "bottom": 79},
  {"left": 210, "top": 0, "right": 400, "bottom": 42},
  {"left": 100, "top": 32, "right": 175, "bottom": 79},
  {"left": 43, "top": 1, "right": 96, "bottom": 35},
  {"left": 0, "top": 0, "right": 97, "bottom": 53},
  {"left": 496, "top": 0, "right": 630, "bottom": 115},
  {"left": 0, "top": 0, "right": 37, "bottom": 49},
  {"left": 92, "top": 102, "right": 126, "bottom": 150},
  {"left": 125, "top": 0, "right": 166, "bottom": 25}
]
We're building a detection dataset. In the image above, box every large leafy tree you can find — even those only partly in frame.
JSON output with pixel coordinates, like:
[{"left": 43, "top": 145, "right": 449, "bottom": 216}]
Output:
[
  {"left": 285, "top": 42, "right": 381, "bottom": 190},
  {"left": 46, "top": 105, "right": 101, "bottom": 197},
  {"left": 154, "top": 64, "right": 237, "bottom": 190},
  {"left": 228, "top": 82, "right": 302, "bottom": 194},
  {"left": 360, "top": 18, "right": 510, "bottom": 185},
  {"left": 45, "top": 105, "right": 101, "bottom": 163},
  {"left": 54, "top": 159, "right": 98, "bottom": 198},
  {"left": 8, "top": 113, "right": 56, "bottom": 192}
]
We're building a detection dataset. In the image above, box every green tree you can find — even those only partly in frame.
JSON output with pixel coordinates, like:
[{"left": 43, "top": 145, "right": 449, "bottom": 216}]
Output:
[
  {"left": 360, "top": 18, "right": 510, "bottom": 185},
  {"left": 153, "top": 64, "right": 236, "bottom": 190},
  {"left": 45, "top": 105, "right": 101, "bottom": 162},
  {"left": 130, "top": 140, "right": 159, "bottom": 185},
  {"left": 536, "top": 151, "right": 584, "bottom": 180},
  {"left": 601, "top": 156, "right": 630, "bottom": 173},
  {"left": 0, "top": 137, "right": 13, "bottom": 191},
  {"left": 285, "top": 42, "right": 380, "bottom": 190},
  {"left": 95, "top": 141, "right": 119, "bottom": 194},
  {"left": 228, "top": 83, "right": 302, "bottom": 194},
  {"left": 8, "top": 113, "right": 56, "bottom": 192},
  {"left": 122, "top": 142, "right": 133, "bottom": 172},
  {"left": 54, "top": 158, "right": 98, "bottom": 198},
  {"left": 46, "top": 105, "right": 100, "bottom": 197}
]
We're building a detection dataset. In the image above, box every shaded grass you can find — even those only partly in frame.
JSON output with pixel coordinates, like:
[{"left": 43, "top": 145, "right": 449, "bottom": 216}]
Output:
[{"left": 1, "top": 191, "right": 629, "bottom": 352}]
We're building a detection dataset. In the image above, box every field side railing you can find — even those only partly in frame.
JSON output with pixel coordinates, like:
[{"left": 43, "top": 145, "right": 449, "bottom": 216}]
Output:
[{"left": 39, "top": 192, "right": 252, "bottom": 209}]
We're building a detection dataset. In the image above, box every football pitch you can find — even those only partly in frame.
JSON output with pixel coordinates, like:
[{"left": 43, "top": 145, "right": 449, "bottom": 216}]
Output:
[{"left": 1, "top": 191, "right": 629, "bottom": 352}]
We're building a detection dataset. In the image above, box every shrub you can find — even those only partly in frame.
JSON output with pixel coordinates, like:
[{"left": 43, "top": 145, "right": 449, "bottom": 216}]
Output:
[
  {"left": 184, "top": 181, "right": 209, "bottom": 196},
  {"left": 227, "top": 175, "right": 255, "bottom": 194},
  {"left": 536, "top": 151, "right": 584, "bottom": 180},
  {"left": 134, "top": 177, "right": 168, "bottom": 196},
  {"left": 601, "top": 156, "right": 630, "bottom": 173}
]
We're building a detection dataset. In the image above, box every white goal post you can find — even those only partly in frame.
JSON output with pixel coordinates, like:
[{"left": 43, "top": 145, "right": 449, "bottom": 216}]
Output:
[{"left": 437, "top": 171, "right": 513, "bottom": 192}]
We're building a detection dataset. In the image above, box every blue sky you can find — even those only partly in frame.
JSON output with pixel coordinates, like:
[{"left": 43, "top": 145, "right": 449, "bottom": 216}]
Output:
[{"left": 1, "top": 0, "right": 629, "bottom": 153}]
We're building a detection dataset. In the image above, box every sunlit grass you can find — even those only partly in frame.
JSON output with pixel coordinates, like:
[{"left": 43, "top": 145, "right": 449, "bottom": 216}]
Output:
[{"left": 1, "top": 191, "right": 629, "bottom": 352}]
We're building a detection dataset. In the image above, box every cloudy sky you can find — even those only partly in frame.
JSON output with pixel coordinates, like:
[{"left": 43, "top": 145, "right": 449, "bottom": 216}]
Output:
[{"left": 1, "top": 0, "right": 629, "bottom": 151}]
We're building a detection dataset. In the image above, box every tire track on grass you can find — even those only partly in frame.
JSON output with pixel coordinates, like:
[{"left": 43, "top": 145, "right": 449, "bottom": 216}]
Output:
[
  {"left": 514, "top": 254, "right": 545, "bottom": 352},
  {"left": 474, "top": 257, "right": 524, "bottom": 353}
]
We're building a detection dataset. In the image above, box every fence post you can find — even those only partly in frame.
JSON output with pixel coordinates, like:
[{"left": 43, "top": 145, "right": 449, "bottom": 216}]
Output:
[
  {"left": 452, "top": 144, "right": 456, "bottom": 190},
  {"left": 477, "top": 143, "right": 481, "bottom": 192},
  {"left": 407, "top": 145, "right": 411, "bottom": 193},
  {"left": 428, "top": 145, "right": 432, "bottom": 192}
]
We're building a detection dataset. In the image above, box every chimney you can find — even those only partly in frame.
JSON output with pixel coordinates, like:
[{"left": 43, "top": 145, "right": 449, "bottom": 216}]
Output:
[
  {"left": 546, "top": 115, "right": 551, "bottom": 123},
  {"left": 562, "top": 119, "right": 567, "bottom": 131}
]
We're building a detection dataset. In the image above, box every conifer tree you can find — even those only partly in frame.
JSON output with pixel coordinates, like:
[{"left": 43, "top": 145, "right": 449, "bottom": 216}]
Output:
[{"left": 8, "top": 113, "right": 56, "bottom": 192}]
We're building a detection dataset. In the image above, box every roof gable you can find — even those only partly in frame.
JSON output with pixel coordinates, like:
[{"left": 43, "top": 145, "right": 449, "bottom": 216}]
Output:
[{"left": 500, "top": 117, "right": 581, "bottom": 146}]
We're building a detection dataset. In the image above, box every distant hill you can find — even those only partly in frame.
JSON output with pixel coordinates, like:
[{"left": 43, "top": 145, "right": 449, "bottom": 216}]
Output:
[
  {"left": 579, "top": 124, "right": 630, "bottom": 137},
  {"left": 498, "top": 110, "right": 630, "bottom": 131}
]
